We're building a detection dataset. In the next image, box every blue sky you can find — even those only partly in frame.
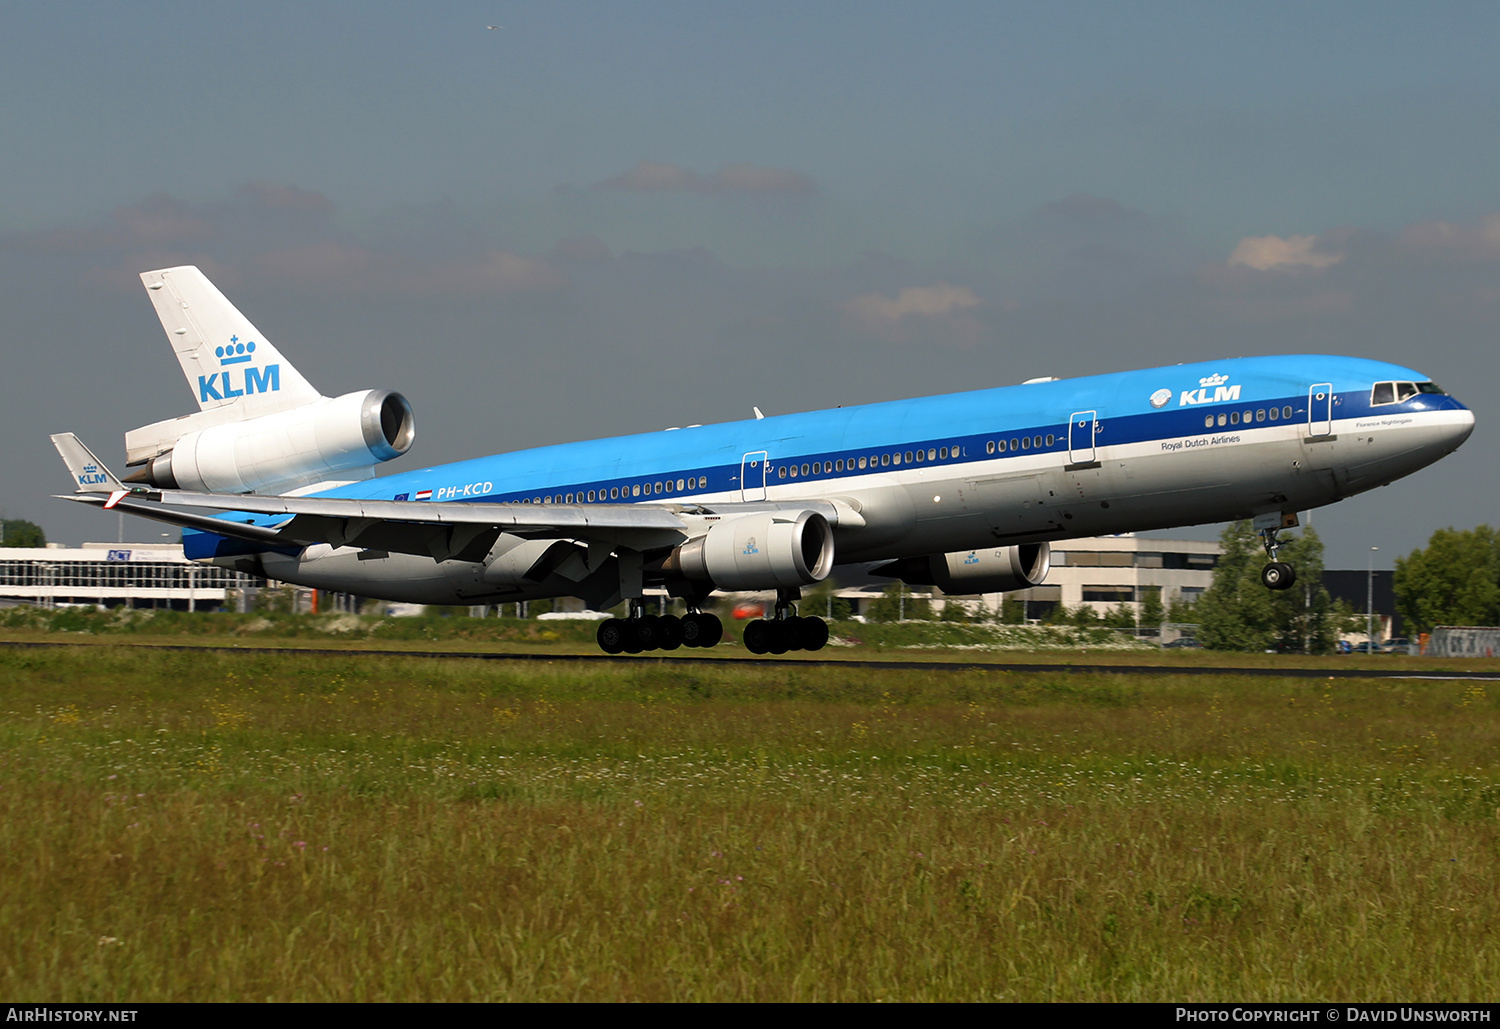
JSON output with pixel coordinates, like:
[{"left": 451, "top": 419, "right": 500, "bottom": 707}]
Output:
[{"left": 3, "top": 1, "right": 1497, "bottom": 566}]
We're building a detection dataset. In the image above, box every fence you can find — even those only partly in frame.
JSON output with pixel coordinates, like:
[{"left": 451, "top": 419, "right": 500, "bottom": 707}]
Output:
[{"left": 1425, "top": 626, "right": 1500, "bottom": 658}]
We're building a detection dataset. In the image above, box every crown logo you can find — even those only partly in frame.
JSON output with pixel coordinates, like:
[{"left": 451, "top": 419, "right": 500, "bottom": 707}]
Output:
[
  {"left": 215, "top": 335, "right": 257, "bottom": 366},
  {"left": 83, "top": 464, "right": 97, "bottom": 474},
  {"left": 1198, "top": 373, "right": 1229, "bottom": 388}
]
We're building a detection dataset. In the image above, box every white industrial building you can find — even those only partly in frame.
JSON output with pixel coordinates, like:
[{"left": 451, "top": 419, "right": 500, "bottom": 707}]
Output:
[{"left": 0, "top": 543, "right": 264, "bottom": 611}]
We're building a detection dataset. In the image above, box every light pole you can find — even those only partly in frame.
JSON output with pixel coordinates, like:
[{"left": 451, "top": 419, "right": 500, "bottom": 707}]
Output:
[{"left": 1367, "top": 546, "right": 1378, "bottom": 654}]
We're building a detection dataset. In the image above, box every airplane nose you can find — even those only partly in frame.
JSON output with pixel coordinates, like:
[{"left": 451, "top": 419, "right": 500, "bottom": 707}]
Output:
[{"left": 1440, "top": 403, "right": 1476, "bottom": 453}]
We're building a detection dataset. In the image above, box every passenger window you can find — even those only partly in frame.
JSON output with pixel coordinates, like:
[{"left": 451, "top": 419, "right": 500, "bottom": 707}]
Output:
[
  {"left": 892, "top": 453, "right": 902, "bottom": 466},
  {"left": 1217, "top": 414, "right": 1227, "bottom": 427},
  {"left": 859, "top": 457, "right": 868, "bottom": 469},
  {"left": 915, "top": 450, "right": 925, "bottom": 462},
  {"left": 987, "top": 441, "right": 995, "bottom": 454},
  {"left": 789, "top": 465, "right": 798, "bottom": 477},
  {"left": 1021, "top": 437, "right": 1030, "bottom": 450},
  {"left": 801, "top": 463, "right": 810, "bottom": 476},
  {"left": 999, "top": 440, "right": 1007, "bottom": 453},
  {"left": 881, "top": 454, "right": 890, "bottom": 467},
  {"left": 588, "top": 490, "right": 596, "bottom": 502},
  {"left": 1033, "top": 436, "right": 1042, "bottom": 449},
  {"left": 677, "top": 479, "right": 686, "bottom": 490},
  {"left": 939, "top": 447, "right": 948, "bottom": 459},
  {"left": 1205, "top": 415, "right": 1214, "bottom": 428},
  {"left": 1010, "top": 438, "right": 1019, "bottom": 450},
  {"left": 610, "top": 487, "right": 618, "bottom": 500},
  {"left": 632, "top": 484, "right": 641, "bottom": 497},
  {"left": 1268, "top": 408, "right": 1279, "bottom": 421},
  {"left": 1256, "top": 410, "right": 1265, "bottom": 422},
  {"left": 905, "top": 451, "right": 914, "bottom": 463},
  {"left": 927, "top": 448, "right": 936, "bottom": 461},
  {"left": 835, "top": 459, "right": 843, "bottom": 472},
  {"left": 1230, "top": 412, "right": 1240, "bottom": 425},
  {"left": 1283, "top": 406, "right": 1292, "bottom": 419},
  {"left": 1045, "top": 435, "right": 1054, "bottom": 447},
  {"left": 698, "top": 477, "right": 706, "bottom": 488}
]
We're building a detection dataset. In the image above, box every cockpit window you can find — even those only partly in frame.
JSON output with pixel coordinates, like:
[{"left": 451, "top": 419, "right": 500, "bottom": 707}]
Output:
[{"left": 1372, "top": 381, "right": 1427, "bottom": 406}]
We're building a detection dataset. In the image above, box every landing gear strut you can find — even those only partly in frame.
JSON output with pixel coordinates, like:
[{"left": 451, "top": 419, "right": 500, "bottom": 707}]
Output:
[
  {"left": 742, "top": 590, "right": 830, "bottom": 655},
  {"left": 1259, "top": 527, "right": 1297, "bottom": 591},
  {"left": 596, "top": 600, "right": 723, "bottom": 654}
]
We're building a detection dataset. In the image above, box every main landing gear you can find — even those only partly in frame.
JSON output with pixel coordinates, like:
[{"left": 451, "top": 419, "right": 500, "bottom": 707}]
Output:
[
  {"left": 1259, "top": 526, "right": 1298, "bottom": 591},
  {"left": 741, "top": 595, "right": 830, "bottom": 655},
  {"left": 596, "top": 600, "right": 723, "bottom": 654}
]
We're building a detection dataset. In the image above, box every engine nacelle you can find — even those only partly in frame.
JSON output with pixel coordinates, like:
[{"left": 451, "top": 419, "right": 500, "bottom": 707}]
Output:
[
  {"left": 879, "top": 543, "right": 1051, "bottom": 595},
  {"left": 662, "top": 510, "right": 835, "bottom": 591},
  {"left": 131, "top": 389, "right": 414, "bottom": 494}
]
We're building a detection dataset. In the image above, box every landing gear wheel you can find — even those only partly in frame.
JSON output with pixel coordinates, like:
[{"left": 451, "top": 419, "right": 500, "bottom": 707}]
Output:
[
  {"left": 597, "top": 618, "right": 626, "bottom": 654},
  {"left": 1261, "top": 561, "right": 1297, "bottom": 591},
  {"left": 765, "top": 620, "right": 791, "bottom": 655},
  {"left": 633, "top": 615, "right": 660, "bottom": 652},
  {"left": 681, "top": 613, "right": 724, "bottom": 648},
  {"left": 782, "top": 615, "right": 805, "bottom": 651},
  {"left": 657, "top": 614, "right": 683, "bottom": 651},
  {"left": 743, "top": 620, "right": 769, "bottom": 654},
  {"left": 620, "top": 619, "right": 645, "bottom": 654},
  {"left": 797, "top": 617, "right": 830, "bottom": 652}
]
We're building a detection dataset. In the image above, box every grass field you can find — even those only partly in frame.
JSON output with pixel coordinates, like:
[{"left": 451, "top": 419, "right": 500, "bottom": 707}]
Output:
[{"left": 2, "top": 641, "right": 1497, "bottom": 1001}]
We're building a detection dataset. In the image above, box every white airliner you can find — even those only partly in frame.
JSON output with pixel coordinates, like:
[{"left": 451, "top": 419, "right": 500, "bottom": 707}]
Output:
[{"left": 52, "top": 266, "right": 1474, "bottom": 654}]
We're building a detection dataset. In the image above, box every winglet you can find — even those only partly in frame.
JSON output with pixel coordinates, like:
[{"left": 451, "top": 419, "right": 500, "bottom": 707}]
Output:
[{"left": 50, "top": 433, "right": 128, "bottom": 495}]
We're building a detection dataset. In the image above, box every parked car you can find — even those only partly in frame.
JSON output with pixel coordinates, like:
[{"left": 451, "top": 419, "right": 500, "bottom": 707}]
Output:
[
  {"left": 1381, "top": 638, "right": 1411, "bottom": 653},
  {"left": 1162, "top": 637, "right": 1201, "bottom": 649}
]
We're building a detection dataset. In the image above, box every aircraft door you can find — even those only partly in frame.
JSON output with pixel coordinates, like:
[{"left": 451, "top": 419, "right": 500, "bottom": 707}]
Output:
[
  {"left": 740, "top": 451, "right": 768, "bottom": 501},
  {"left": 1308, "top": 384, "right": 1333, "bottom": 437},
  {"left": 1068, "top": 410, "right": 1098, "bottom": 465}
]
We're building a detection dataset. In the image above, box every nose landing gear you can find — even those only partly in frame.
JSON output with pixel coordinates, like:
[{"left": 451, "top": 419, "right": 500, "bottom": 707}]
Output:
[{"left": 1259, "top": 526, "right": 1298, "bottom": 591}]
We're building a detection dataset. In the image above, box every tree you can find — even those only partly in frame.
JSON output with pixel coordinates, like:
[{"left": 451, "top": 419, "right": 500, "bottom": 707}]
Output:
[
  {"left": 865, "top": 583, "right": 931, "bottom": 622},
  {"left": 1194, "top": 522, "right": 1345, "bottom": 653},
  {"left": 1394, "top": 526, "right": 1500, "bottom": 633},
  {"left": 1138, "top": 586, "right": 1165, "bottom": 633},
  {"left": 1, "top": 520, "right": 46, "bottom": 547}
]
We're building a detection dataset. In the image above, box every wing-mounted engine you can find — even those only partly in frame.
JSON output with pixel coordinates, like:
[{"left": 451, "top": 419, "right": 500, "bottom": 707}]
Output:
[
  {"left": 124, "top": 389, "right": 415, "bottom": 494},
  {"left": 876, "top": 543, "right": 1051, "bottom": 595},
  {"left": 659, "top": 509, "right": 835, "bottom": 591}
]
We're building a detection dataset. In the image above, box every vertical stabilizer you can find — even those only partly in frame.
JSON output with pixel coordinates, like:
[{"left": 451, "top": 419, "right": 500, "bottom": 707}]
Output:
[{"left": 140, "top": 266, "right": 322, "bottom": 415}]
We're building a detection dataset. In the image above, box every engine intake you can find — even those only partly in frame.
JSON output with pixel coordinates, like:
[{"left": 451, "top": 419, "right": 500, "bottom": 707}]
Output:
[
  {"left": 878, "top": 543, "right": 1051, "bottom": 595},
  {"left": 661, "top": 510, "right": 835, "bottom": 591},
  {"left": 129, "top": 389, "right": 414, "bottom": 494}
]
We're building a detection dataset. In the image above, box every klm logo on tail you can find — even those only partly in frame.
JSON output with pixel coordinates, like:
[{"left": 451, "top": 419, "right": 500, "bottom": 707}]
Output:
[
  {"left": 198, "top": 335, "right": 280, "bottom": 402},
  {"left": 77, "top": 462, "right": 109, "bottom": 487}
]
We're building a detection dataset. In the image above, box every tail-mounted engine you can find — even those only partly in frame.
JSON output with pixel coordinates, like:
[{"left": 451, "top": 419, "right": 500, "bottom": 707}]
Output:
[
  {"left": 660, "top": 509, "right": 835, "bottom": 591},
  {"left": 877, "top": 542, "right": 1051, "bottom": 595},
  {"left": 125, "top": 389, "right": 415, "bottom": 494}
]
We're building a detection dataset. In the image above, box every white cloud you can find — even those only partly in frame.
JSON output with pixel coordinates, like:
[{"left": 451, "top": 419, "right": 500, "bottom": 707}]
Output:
[
  {"left": 1227, "top": 234, "right": 1344, "bottom": 272},
  {"left": 843, "top": 283, "right": 982, "bottom": 327},
  {"left": 596, "top": 160, "right": 816, "bottom": 195}
]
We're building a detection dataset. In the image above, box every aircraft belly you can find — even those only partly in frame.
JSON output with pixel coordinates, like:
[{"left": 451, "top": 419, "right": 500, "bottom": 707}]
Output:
[{"left": 260, "top": 547, "right": 520, "bottom": 605}]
